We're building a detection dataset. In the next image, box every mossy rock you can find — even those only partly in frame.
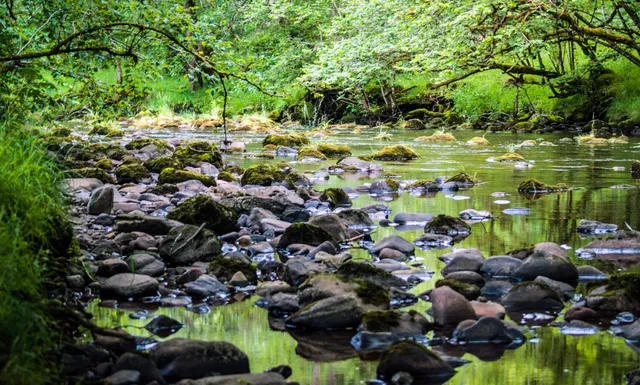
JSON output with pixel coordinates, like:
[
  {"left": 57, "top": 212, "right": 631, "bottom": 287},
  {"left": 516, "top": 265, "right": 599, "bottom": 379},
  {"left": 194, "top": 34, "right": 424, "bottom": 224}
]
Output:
[
  {"left": 518, "top": 179, "right": 569, "bottom": 193},
  {"left": 320, "top": 188, "right": 352, "bottom": 208},
  {"left": 494, "top": 152, "right": 525, "bottom": 162},
  {"left": 107, "top": 146, "right": 129, "bottom": 161},
  {"left": 633, "top": 161, "right": 640, "bottom": 179},
  {"left": 166, "top": 194, "right": 239, "bottom": 234},
  {"left": 50, "top": 127, "right": 72, "bottom": 137},
  {"left": 224, "top": 164, "right": 245, "bottom": 175},
  {"left": 337, "top": 261, "right": 406, "bottom": 288},
  {"left": 125, "top": 138, "right": 167, "bottom": 150},
  {"left": 158, "top": 168, "right": 216, "bottom": 187},
  {"left": 68, "top": 167, "right": 115, "bottom": 184},
  {"left": 277, "top": 223, "right": 337, "bottom": 249},
  {"left": 144, "top": 156, "right": 183, "bottom": 173},
  {"left": 370, "top": 145, "right": 420, "bottom": 161},
  {"left": 41, "top": 136, "right": 74, "bottom": 151},
  {"left": 586, "top": 273, "right": 640, "bottom": 300},
  {"left": 217, "top": 171, "right": 238, "bottom": 183},
  {"left": 424, "top": 214, "right": 471, "bottom": 235},
  {"left": 264, "top": 144, "right": 278, "bottom": 151},
  {"left": 407, "top": 180, "right": 439, "bottom": 191},
  {"left": 96, "top": 158, "right": 114, "bottom": 171},
  {"left": 88, "top": 123, "right": 111, "bottom": 135},
  {"left": 360, "top": 310, "right": 402, "bottom": 332},
  {"left": 383, "top": 178, "right": 400, "bottom": 191},
  {"left": 353, "top": 279, "right": 391, "bottom": 307},
  {"left": 414, "top": 133, "right": 456, "bottom": 142},
  {"left": 577, "top": 136, "right": 608, "bottom": 144},
  {"left": 377, "top": 340, "right": 454, "bottom": 380},
  {"left": 445, "top": 172, "right": 479, "bottom": 185},
  {"left": 105, "top": 129, "right": 125, "bottom": 138},
  {"left": 297, "top": 146, "right": 327, "bottom": 160},
  {"left": 115, "top": 164, "right": 152, "bottom": 184},
  {"left": 245, "top": 153, "right": 275, "bottom": 160},
  {"left": 435, "top": 279, "right": 480, "bottom": 300},
  {"left": 401, "top": 119, "right": 426, "bottom": 130},
  {"left": 511, "top": 121, "right": 537, "bottom": 133},
  {"left": 286, "top": 171, "right": 312, "bottom": 188},
  {"left": 404, "top": 109, "right": 445, "bottom": 121},
  {"left": 240, "top": 164, "right": 286, "bottom": 186},
  {"left": 262, "top": 133, "right": 310, "bottom": 148},
  {"left": 121, "top": 156, "right": 144, "bottom": 165},
  {"left": 467, "top": 136, "right": 489, "bottom": 145},
  {"left": 209, "top": 258, "right": 257, "bottom": 282},
  {"left": 317, "top": 144, "right": 352, "bottom": 157},
  {"left": 173, "top": 140, "right": 222, "bottom": 168},
  {"left": 146, "top": 183, "right": 179, "bottom": 195}
]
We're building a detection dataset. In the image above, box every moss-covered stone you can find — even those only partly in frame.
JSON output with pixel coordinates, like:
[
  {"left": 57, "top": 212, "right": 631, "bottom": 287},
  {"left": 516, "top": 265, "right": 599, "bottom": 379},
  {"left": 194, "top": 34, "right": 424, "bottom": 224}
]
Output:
[
  {"left": 224, "top": 164, "right": 245, "bottom": 175},
  {"left": 415, "top": 133, "right": 456, "bottom": 142},
  {"left": 354, "top": 279, "right": 391, "bottom": 306},
  {"left": 317, "top": 143, "right": 352, "bottom": 157},
  {"left": 445, "top": 172, "right": 479, "bottom": 185},
  {"left": 586, "top": 273, "right": 640, "bottom": 300},
  {"left": 401, "top": 119, "right": 426, "bottom": 130},
  {"left": 494, "top": 152, "right": 525, "bottom": 162},
  {"left": 320, "top": 188, "right": 352, "bottom": 208},
  {"left": 337, "top": 262, "right": 405, "bottom": 288},
  {"left": 143, "top": 155, "right": 182, "bottom": 173},
  {"left": 217, "top": 171, "right": 238, "bottom": 183},
  {"left": 608, "top": 135, "right": 629, "bottom": 144},
  {"left": 263, "top": 144, "right": 278, "bottom": 151},
  {"left": 173, "top": 140, "right": 222, "bottom": 168},
  {"left": 467, "top": 136, "right": 489, "bottom": 145},
  {"left": 50, "top": 127, "right": 72, "bottom": 137},
  {"left": 68, "top": 167, "right": 115, "bottom": 184},
  {"left": 424, "top": 214, "right": 471, "bottom": 234},
  {"left": 146, "top": 183, "right": 179, "bottom": 195},
  {"left": 407, "top": 180, "right": 439, "bottom": 191},
  {"left": 158, "top": 168, "right": 216, "bottom": 187},
  {"left": 166, "top": 194, "right": 239, "bottom": 234},
  {"left": 370, "top": 145, "right": 420, "bottom": 161},
  {"left": 577, "top": 135, "right": 608, "bottom": 144},
  {"left": 245, "top": 153, "right": 276, "bottom": 159},
  {"left": 209, "top": 258, "right": 257, "bottom": 282},
  {"left": 121, "top": 156, "right": 144, "bottom": 165},
  {"left": 240, "top": 164, "right": 286, "bottom": 186},
  {"left": 106, "top": 146, "right": 128, "bottom": 161},
  {"left": 384, "top": 178, "right": 400, "bottom": 191},
  {"left": 517, "top": 179, "right": 569, "bottom": 193},
  {"left": 435, "top": 279, "right": 481, "bottom": 300},
  {"left": 511, "top": 121, "right": 537, "bottom": 133},
  {"left": 95, "top": 158, "right": 114, "bottom": 171},
  {"left": 377, "top": 340, "right": 454, "bottom": 380},
  {"left": 360, "top": 310, "right": 402, "bottom": 332},
  {"left": 125, "top": 138, "right": 167, "bottom": 150},
  {"left": 105, "top": 129, "right": 125, "bottom": 137},
  {"left": 296, "top": 146, "right": 327, "bottom": 160},
  {"left": 88, "top": 123, "right": 111, "bottom": 135},
  {"left": 633, "top": 161, "right": 640, "bottom": 179},
  {"left": 115, "top": 164, "right": 152, "bottom": 184},
  {"left": 277, "top": 223, "right": 337, "bottom": 248},
  {"left": 262, "top": 133, "right": 310, "bottom": 148},
  {"left": 286, "top": 171, "right": 311, "bottom": 188}
]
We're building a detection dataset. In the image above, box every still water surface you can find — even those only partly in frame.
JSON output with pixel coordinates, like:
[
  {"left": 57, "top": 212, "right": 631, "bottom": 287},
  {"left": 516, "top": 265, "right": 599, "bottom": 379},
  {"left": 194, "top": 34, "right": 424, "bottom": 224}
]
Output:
[{"left": 91, "top": 128, "right": 640, "bottom": 384}]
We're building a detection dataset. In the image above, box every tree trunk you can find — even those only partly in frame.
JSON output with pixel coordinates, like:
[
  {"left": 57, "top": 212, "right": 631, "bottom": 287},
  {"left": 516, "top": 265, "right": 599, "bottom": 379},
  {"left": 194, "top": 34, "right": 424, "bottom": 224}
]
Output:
[{"left": 184, "top": 0, "right": 203, "bottom": 91}]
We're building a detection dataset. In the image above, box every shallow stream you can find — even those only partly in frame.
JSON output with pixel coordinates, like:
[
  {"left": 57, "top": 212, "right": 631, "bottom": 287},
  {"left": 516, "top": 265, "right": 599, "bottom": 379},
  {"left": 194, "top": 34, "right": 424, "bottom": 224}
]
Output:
[{"left": 91, "top": 128, "right": 640, "bottom": 384}]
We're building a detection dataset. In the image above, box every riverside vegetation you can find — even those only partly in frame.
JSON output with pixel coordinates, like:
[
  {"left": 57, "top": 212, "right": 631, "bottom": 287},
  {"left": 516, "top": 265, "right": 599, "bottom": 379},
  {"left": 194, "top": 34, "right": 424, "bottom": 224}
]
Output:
[{"left": 2, "top": 1, "right": 640, "bottom": 385}]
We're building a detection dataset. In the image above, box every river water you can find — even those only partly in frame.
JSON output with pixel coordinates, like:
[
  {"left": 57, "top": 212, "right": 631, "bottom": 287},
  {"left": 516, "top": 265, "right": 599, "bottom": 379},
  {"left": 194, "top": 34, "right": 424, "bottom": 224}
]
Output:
[{"left": 90, "top": 128, "right": 640, "bottom": 384}]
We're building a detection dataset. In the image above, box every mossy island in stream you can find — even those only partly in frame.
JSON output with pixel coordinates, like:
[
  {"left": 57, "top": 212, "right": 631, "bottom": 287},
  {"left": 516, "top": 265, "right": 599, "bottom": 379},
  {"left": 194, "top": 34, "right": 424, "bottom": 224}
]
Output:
[
  {"left": 166, "top": 194, "right": 239, "bottom": 234},
  {"left": 370, "top": 145, "right": 420, "bottom": 161},
  {"left": 115, "top": 163, "right": 151, "bottom": 184},
  {"left": 407, "top": 180, "right": 440, "bottom": 192},
  {"left": 320, "top": 188, "right": 352, "bottom": 207},
  {"left": 446, "top": 172, "right": 479, "bottom": 185},
  {"left": 317, "top": 143, "right": 352, "bottom": 157},
  {"left": 494, "top": 152, "right": 525, "bottom": 162},
  {"left": 297, "top": 146, "right": 327, "bottom": 160},
  {"left": 241, "top": 164, "right": 286, "bottom": 186},
  {"left": 415, "top": 132, "right": 456, "bottom": 142},
  {"left": 262, "top": 133, "right": 310, "bottom": 148},
  {"left": 518, "top": 179, "right": 570, "bottom": 193},
  {"left": 143, "top": 156, "right": 183, "bottom": 173}
]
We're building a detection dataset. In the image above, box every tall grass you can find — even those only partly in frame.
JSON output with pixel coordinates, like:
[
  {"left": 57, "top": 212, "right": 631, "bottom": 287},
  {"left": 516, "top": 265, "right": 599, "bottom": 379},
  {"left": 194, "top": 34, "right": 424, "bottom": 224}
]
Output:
[
  {"left": 0, "top": 129, "right": 69, "bottom": 385},
  {"left": 606, "top": 60, "right": 640, "bottom": 122}
]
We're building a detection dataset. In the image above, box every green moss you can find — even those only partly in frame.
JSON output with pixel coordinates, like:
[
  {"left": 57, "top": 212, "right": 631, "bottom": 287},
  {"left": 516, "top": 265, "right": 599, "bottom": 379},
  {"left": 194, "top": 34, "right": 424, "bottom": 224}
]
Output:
[
  {"left": 115, "top": 164, "right": 151, "bottom": 184},
  {"left": 49, "top": 127, "right": 72, "bottom": 137},
  {"left": 209, "top": 258, "right": 257, "bottom": 282},
  {"left": 518, "top": 179, "right": 570, "bottom": 193},
  {"left": 224, "top": 164, "right": 245, "bottom": 175},
  {"left": 407, "top": 180, "right": 438, "bottom": 190},
  {"left": 158, "top": 168, "right": 216, "bottom": 187},
  {"left": 105, "top": 129, "right": 125, "bottom": 137},
  {"left": 414, "top": 133, "right": 456, "bottom": 142},
  {"left": 88, "top": 123, "right": 111, "bottom": 135},
  {"left": 262, "top": 133, "right": 310, "bottom": 148},
  {"left": 445, "top": 172, "right": 479, "bottom": 185},
  {"left": 146, "top": 184, "right": 179, "bottom": 195},
  {"left": 121, "top": 156, "right": 143, "bottom": 165},
  {"left": 173, "top": 140, "right": 222, "bottom": 168},
  {"left": 286, "top": 171, "right": 310, "bottom": 188},
  {"left": 370, "top": 145, "right": 420, "bottom": 161},
  {"left": 106, "top": 146, "right": 128, "bottom": 161},
  {"left": 586, "top": 273, "right": 640, "bottom": 299},
  {"left": 277, "top": 223, "right": 337, "bottom": 248},
  {"left": 337, "top": 262, "right": 395, "bottom": 281},
  {"left": 511, "top": 121, "right": 537, "bottom": 132},
  {"left": 494, "top": 152, "right": 525, "bottom": 162},
  {"left": 384, "top": 178, "right": 400, "bottom": 191},
  {"left": 95, "top": 158, "right": 114, "bottom": 171},
  {"left": 425, "top": 214, "right": 471, "bottom": 233},
  {"left": 240, "top": 164, "right": 286, "bottom": 186},
  {"left": 143, "top": 156, "right": 182, "bottom": 173},
  {"left": 68, "top": 167, "right": 115, "bottom": 184},
  {"left": 245, "top": 153, "right": 276, "bottom": 159},
  {"left": 166, "top": 194, "right": 238, "bottom": 234},
  {"left": 320, "top": 188, "right": 351, "bottom": 207},
  {"left": 263, "top": 144, "right": 277, "bottom": 151},
  {"left": 297, "top": 146, "right": 327, "bottom": 160},
  {"left": 124, "top": 138, "right": 167, "bottom": 150},
  {"left": 404, "top": 108, "right": 445, "bottom": 120},
  {"left": 361, "top": 310, "right": 401, "bottom": 331},
  {"left": 435, "top": 279, "right": 481, "bottom": 300},
  {"left": 467, "top": 136, "right": 489, "bottom": 145},
  {"left": 317, "top": 143, "right": 352, "bottom": 157},
  {"left": 217, "top": 171, "right": 238, "bottom": 183},
  {"left": 354, "top": 281, "right": 391, "bottom": 307},
  {"left": 401, "top": 119, "right": 426, "bottom": 130}
]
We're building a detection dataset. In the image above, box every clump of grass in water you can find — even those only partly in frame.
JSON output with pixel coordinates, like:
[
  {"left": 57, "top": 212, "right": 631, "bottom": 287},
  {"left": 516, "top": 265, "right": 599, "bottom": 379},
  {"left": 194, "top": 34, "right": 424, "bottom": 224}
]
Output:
[{"left": 0, "top": 129, "right": 70, "bottom": 385}]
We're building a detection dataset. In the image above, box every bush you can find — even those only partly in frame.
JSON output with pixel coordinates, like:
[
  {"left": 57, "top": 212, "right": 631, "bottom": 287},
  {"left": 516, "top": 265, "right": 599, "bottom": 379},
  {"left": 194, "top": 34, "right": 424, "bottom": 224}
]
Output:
[{"left": 0, "top": 130, "right": 70, "bottom": 384}]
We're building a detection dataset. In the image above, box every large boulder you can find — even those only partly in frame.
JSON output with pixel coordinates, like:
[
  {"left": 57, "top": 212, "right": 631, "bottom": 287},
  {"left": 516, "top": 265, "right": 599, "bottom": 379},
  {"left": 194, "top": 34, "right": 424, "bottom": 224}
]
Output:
[
  {"left": 126, "top": 254, "right": 165, "bottom": 277},
  {"left": 430, "top": 286, "right": 476, "bottom": 327},
  {"left": 115, "top": 214, "right": 182, "bottom": 235},
  {"left": 309, "top": 214, "right": 350, "bottom": 242},
  {"left": 440, "top": 248, "right": 484, "bottom": 275},
  {"left": 337, "top": 209, "right": 375, "bottom": 228},
  {"left": 512, "top": 249, "right": 578, "bottom": 283},
  {"left": 277, "top": 223, "right": 337, "bottom": 249},
  {"left": 88, "top": 185, "right": 116, "bottom": 215},
  {"left": 481, "top": 256, "right": 522, "bottom": 278},
  {"left": 376, "top": 341, "right": 455, "bottom": 382},
  {"left": 337, "top": 262, "right": 406, "bottom": 288},
  {"left": 149, "top": 339, "right": 249, "bottom": 383},
  {"left": 424, "top": 214, "right": 471, "bottom": 236},
  {"left": 159, "top": 225, "right": 222, "bottom": 266},
  {"left": 101, "top": 273, "right": 159, "bottom": 298},
  {"left": 166, "top": 195, "right": 239, "bottom": 235},
  {"left": 453, "top": 316, "right": 525, "bottom": 344},
  {"left": 297, "top": 273, "right": 390, "bottom": 310},
  {"left": 285, "top": 295, "right": 363, "bottom": 330},
  {"left": 501, "top": 281, "right": 564, "bottom": 311}
]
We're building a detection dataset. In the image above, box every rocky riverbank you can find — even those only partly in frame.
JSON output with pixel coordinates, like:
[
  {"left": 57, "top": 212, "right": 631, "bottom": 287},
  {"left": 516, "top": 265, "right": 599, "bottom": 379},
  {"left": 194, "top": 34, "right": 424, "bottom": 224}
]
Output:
[{"left": 44, "top": 123, "right": 640, "bottom": 385}]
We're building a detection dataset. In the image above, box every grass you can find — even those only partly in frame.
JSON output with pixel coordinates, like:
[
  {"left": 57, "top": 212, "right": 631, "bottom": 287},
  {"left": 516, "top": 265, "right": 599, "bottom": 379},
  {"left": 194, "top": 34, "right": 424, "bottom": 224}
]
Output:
[
  {"left": 606, "top": 60, "right": 640, "bottom": 122},
  {"left": 0, "top": 128, "right": 70, "bottom": 385}
]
